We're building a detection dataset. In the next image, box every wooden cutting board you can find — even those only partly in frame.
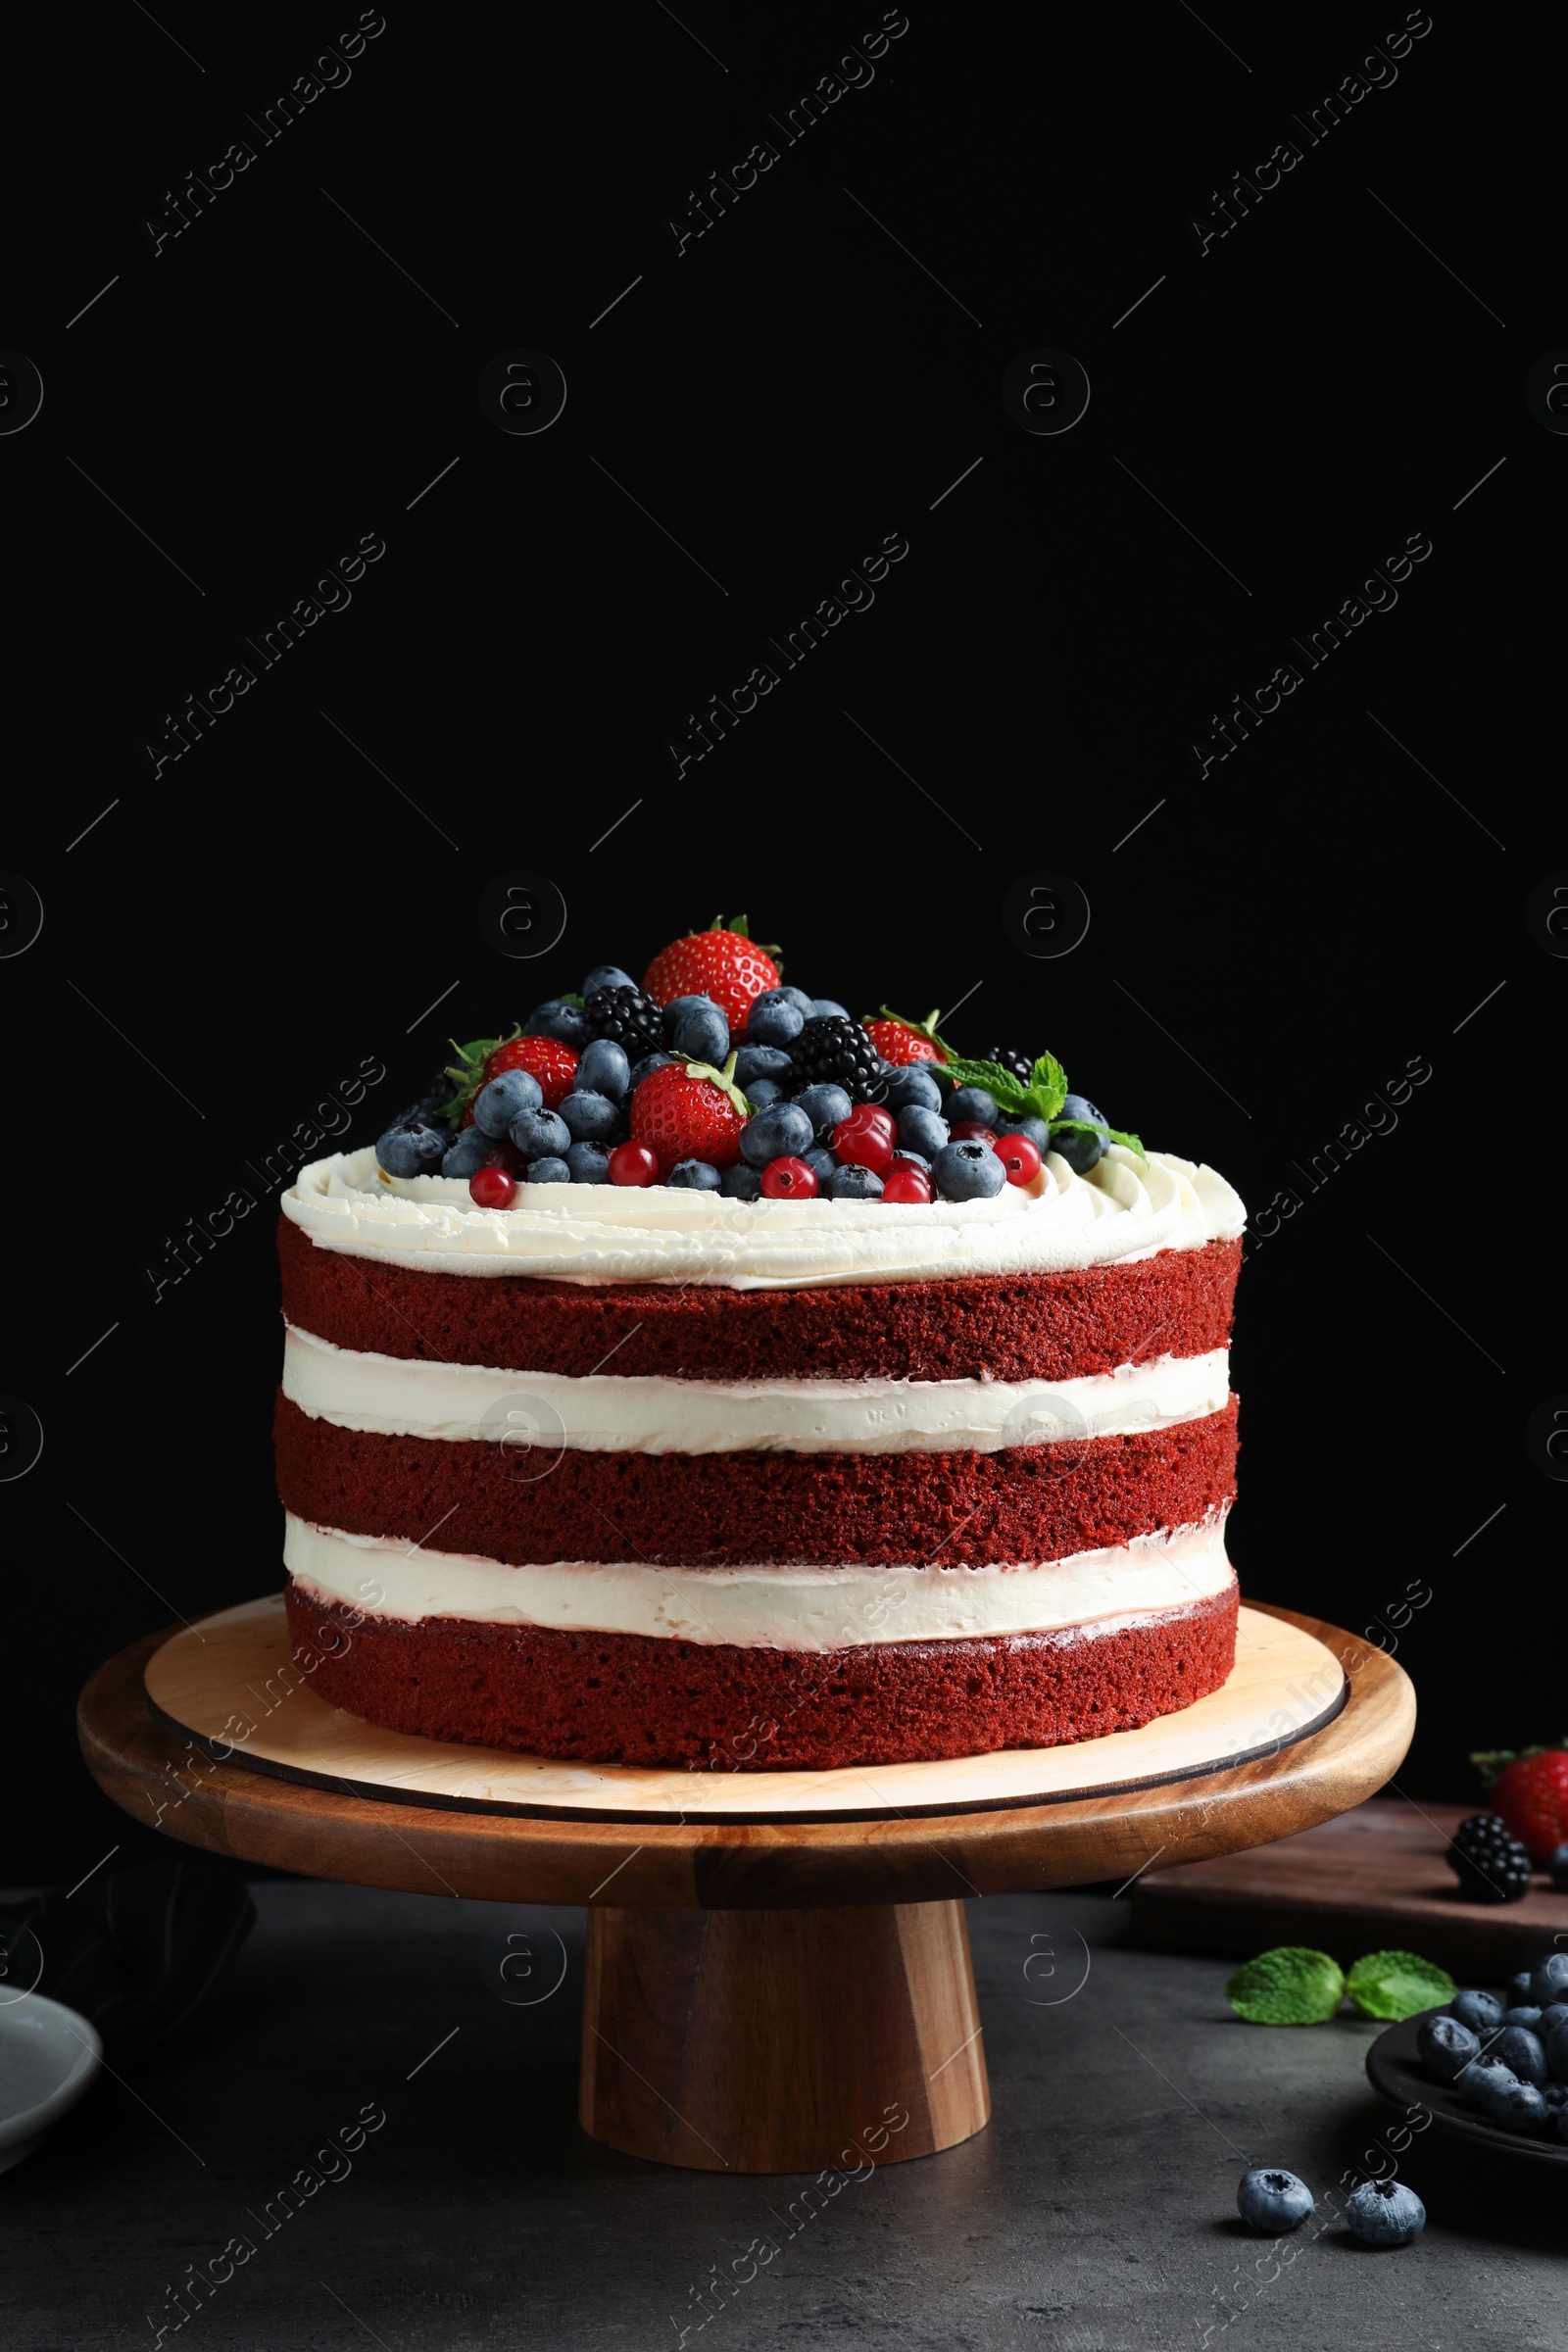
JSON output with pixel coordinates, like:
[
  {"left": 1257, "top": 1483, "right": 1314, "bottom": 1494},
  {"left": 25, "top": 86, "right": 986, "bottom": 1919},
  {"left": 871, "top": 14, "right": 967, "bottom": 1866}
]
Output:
[{"left": 1129, "top": 1798, "right": 1568, "bottom": 1978}]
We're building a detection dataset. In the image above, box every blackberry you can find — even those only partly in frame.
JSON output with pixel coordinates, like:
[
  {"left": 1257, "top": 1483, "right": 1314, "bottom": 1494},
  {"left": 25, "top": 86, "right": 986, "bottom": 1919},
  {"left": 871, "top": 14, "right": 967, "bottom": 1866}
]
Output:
[
  {"left": 789, "top": 1015, "right": 888, "bottom": 1102},
  {"left": 582, "top": 984, "right": 663, "bottom": 1059},
  {"left": 984, "top": 1046, "right": 1033, "bottom": 1087},
  {"left": 1446, "top": 1812, "right": 1532, "bottom": 1904}
]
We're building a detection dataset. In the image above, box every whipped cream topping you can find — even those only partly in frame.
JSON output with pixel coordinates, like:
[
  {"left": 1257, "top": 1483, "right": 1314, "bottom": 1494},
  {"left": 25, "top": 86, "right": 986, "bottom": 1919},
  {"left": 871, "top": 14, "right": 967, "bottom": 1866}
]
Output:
[
  {"left": 281, "top": 1323, "right": 1231, "bottom": 1454},
  {"left": 283, "top": 1143, "right": 1245, "bottom": 1291},
  {"left": 285, "top": 1510, "right": 1235, "bottom": 1651}
]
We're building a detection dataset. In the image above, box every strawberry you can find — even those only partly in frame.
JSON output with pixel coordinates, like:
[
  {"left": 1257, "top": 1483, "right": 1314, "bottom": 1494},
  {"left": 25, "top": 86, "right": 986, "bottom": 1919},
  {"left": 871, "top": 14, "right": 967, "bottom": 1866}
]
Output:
[
  {"left": 862, "top": 1006, "right": 951, "bottom": 1066},
  {"left": 629, "top": 1054, "right": 749, "bottom": 1177},
  {"left": 1473, "top": 1742, "right": 1568, "bottom": 1863},
  {"left": 444, "top": 1030, "right": 579, "bottom": 1123},
  {"left": 643, "top": 915, "right": 781, "bottom": 1029}
]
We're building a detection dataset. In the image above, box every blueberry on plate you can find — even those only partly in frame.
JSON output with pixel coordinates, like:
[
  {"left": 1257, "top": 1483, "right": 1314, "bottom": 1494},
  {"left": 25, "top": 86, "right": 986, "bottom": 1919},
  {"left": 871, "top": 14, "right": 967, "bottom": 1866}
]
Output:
[
  {"left": 1344, "top": 2180, "right": 1425, "bottom": 2247},
  {"left": 1449, "top": 1987, "right": 1505, "bottom": 2034},
  {"left": 474, "top": 1068, "right": 544, "bottom": 1136},
  {"left": 1531, "top": 1953, "right": 1568, "bottom": 2006},
  {"left": 375, "top": 1118, "right": 447, "bottom": 1178},
  {"left": 827, "top": 1164, "right": 884, "bottom": 1200},
  {"left": 583, "top": 963, "right": 636, "bottom": 997},
  {"left": 794, "top": 1082, "right": 854, "bottom": 1137},
  {"left": 1416, "top": 2012, "right": 1479, "bottom": 2083},
  {"left": 564, "top": 1142, "right": 612, "bottom": 1184},
  {"left": 668, "top": 1158, "right": 721, "bottom": 1190},
  {"left": 933, "top": 1140, "right": 1005, "bottom": 1201},
  {"left": 1544, "top": 2019, "right": 1568, "bottom": 2082},
  {"left": 1503, "top": 2006, "right": 1544, "bottom": 2032},
  {"left": 669, "top": 995, "right": 729, "bottom": 1064},
  {"left": 1509, "top": 1967, "right": 1536, "bottom": 2005},
  {"left": 1536, "top": 2001, "right": 1568, "bottom": 2044},
  {"left": 527, "top": 998, "right": 588, "bottom": 1049},
  {"left": 1455, "top": 2054, "right": 1517, "bottom": 2112},
  {"left": 1235, "top": 2168, "right": 1313, "bottom": 2233},
  {"left": 1488, "top": 2078, "right": 1551, "bottom": 2133},
  {"left": 526, "top": 1155, "right": 571, "bottom": 1185},
  {"left": 719, "top": 1162, "right": 762, "bottom": 1199},
  {"left": 739, "top": 1102, "right": 814, "bottom": 1168},
  {"left": 1494, "top": 2025, "right": 1548, "bottom": 2085},
  {"left": 441, "top": 1127, "right": 494, "bottom": 1179},
  {"left": 559, "top": 1090, "right": 622, "bottom": 1143},
  {"left": 576, "top": 1037, "right": 631, "bottom": 1102}
]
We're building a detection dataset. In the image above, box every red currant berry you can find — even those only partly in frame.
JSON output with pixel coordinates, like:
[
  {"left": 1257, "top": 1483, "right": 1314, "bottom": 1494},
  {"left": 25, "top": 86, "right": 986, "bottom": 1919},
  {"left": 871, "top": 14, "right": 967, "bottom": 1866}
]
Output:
[
  {"left": 882, "top": 1165, "right": 933, "bottom": 1204},
  {"left": 998, "top": 1134, "right": 1042, "bottom": 1187},
  {"left": 609, "top": 1141, "right": 661, "bottom": 1187},
  {"left": 949, "top": 1121, "right": 998, "bottom": 1147},
  {"left": 760, "top": 1155, "right": 818, "bottom": 1200},
  {"left": 485, "top": 1138, "right": 527, "bottom": 1175},
  {"left": 468, "top": 1165, "right": 517, "bottom": 1210},
  {"left": 832, "top": 1106, "right": 896, "bottom": 1172}
]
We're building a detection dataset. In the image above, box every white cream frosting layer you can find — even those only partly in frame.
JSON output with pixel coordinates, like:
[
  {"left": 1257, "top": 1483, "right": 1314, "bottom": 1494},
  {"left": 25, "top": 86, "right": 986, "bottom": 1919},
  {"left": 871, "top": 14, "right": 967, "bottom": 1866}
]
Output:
[
  {"left": 281, "top": 1323, "right": 1231, "bottom": 1454},
  {"left": 284, "top": 1510, "right": 1234, "bottom": 1651},
  {"left": 282, "top": 1144, "right": 1245, "bottom": 1291}
]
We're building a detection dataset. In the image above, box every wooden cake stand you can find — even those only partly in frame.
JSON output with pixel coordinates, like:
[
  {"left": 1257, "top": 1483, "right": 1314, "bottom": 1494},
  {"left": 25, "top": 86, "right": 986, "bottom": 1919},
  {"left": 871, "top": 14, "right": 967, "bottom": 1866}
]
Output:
[{"left": 78, "top": 1599, "right": 1413, "bottom": 2175}]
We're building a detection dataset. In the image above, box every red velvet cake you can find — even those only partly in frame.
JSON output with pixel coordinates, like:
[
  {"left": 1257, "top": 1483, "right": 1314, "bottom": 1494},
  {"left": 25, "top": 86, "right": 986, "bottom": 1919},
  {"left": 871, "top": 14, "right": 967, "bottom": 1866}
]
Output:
[{"left": 274, "top": 926, "right": 1247, "bottom": 1770}]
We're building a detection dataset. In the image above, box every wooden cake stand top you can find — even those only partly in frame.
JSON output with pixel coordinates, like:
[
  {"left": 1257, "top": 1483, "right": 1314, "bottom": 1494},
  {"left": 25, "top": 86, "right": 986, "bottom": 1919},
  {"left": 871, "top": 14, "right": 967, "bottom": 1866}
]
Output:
[{"left": 79, "top": 1599, "right": 1414, "bottom": 1911}]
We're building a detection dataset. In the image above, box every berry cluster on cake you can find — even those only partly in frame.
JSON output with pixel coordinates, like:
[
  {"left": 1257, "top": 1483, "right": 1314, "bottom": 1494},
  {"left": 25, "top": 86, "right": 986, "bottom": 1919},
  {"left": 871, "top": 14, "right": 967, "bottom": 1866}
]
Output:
[{"left": 275, "top": 917, "right": 1246, "bottom": 1772}]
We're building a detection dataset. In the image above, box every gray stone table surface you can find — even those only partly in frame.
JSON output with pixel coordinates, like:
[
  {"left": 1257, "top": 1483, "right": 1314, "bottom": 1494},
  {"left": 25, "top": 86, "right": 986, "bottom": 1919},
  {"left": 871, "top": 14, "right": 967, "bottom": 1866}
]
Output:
[{"left": 3, "top": 1881, "right": 1564, "bottom": 2349}]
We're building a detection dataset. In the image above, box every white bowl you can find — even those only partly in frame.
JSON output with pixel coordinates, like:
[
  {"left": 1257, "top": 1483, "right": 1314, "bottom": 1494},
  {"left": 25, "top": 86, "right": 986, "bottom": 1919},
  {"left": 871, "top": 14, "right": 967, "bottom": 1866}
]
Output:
[{"left": 0, "top": 1993, "right": 102, "bottom": 2172}]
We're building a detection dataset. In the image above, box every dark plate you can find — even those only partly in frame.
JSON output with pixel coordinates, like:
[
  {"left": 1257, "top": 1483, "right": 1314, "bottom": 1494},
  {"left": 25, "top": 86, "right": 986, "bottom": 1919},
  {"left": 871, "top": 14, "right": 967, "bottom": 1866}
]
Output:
[{"left": 1365, "top": 2007, "right": 1568, "bottom": 2166}]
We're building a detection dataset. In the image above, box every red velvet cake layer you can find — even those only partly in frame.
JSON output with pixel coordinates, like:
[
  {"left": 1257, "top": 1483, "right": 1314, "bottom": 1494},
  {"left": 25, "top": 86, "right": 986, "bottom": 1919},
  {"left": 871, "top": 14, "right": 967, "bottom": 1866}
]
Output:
[
  {"left": 275, "top": 1391, "right": 1238, "bottom": 1568},
  {"left": 277, "top": 1214, "right": 1239, "bottom": 1383},
  {"left": 284, "top": 1576, "right": 1240, "bottom": 1769}
]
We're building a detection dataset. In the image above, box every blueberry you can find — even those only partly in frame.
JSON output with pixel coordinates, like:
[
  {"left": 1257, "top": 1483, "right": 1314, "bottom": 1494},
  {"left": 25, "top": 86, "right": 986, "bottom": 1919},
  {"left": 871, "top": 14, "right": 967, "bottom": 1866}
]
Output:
[
  {"left": 1417, "top": 2013, "right": 1480, "bottom": 2083},
  {"left": 1544, "top": 2081, "right": 1568, "bottom": 2111},
  {"left": 1551, "top": 1843, "right": 1568, "bottom": 1893},
  {"left": 734, "top": 1044, "right": 795, "bottom": 1090},
  {"left": 745, "top": 1079, "right": 787, "bottom": 1110},
  {"left": 720, "top": 1162, "right": 762, "bottom": 1199},
  {"left": 933, "top": 1140, "right": 1005, "bottom": 1201},
  {"left": 996, "top": 1110, "right": 1052, "bottom": 1152},
  {"left": 746, "top": 991, "right": 806, "bottom": 1049},
  {"left": 740, "top": 1102, "right": 814, "bottom": 1168},
  {"left": 892, "top": 1148, "right": 932, "bottom": 1170},
  {"left": 510, "top": 1106, "right": 570, "bottom": 1160},
  {"left": 668, "top": 1158, "right": 722, "bottom": 1191},
  {"left": 803, "top": 1146, "right": 837, "bottom": 1186},
  {"left": 897, "top": 1104, "right": 950, "bottom": 1158},
  {"left": 1531, "top": 1954, "right": 1568, "bottom": 2007},
  {"left": 1537, "top": 2001, "right": 1568, "bottom": 2045},
  {"left": 441, "top": 1127, "right": 495, "bottom": 1180},
  {"left": 1235, "top": 2168, "right": 1313, "bottom": 2234},
  {"left": 770, "top": 985, "right": 815, "bottom": 1016},
  {"left": 526, "top": 998, "right": 587, "bottom": 1049},
  {"left": 583, "top": 964, "right": 636, "bottom": 998},
  {"left": 1450, "top": 1987, "right": 1505, "bottom": 2034},
  {"left": 1456, "top": 2054, "right": 1517, "bottom": 2110},
  {"left": 879, "top": 1065, "right": 944, "bottom": 1115},
  {"left": 375, "top": 1119, "right": 447, "bottom": 1178},
  {"left": 1545, "top": 2020, "right": 1568, "bottom": 2082},
  {"left": 1343, "top": 2180, "right": 1425, "bottom": 2247},
  {"left": 526, "top": 1155, "right": 571, "bottom": 1185},
  {"left": 565, "top": 1142, "right": 612, "bottom": 1184},
  {"left": 946, "top": 1085, "right": 1000, "bottom": 1127},
  {"left": 1509, "top": 1967, "right": 1536, "bottom": 2005},
  {"left": 1052, "top": 1094, "right": 1107, "bottom": 1175},
  {"left": 1504, "top": 2006, "right": 1544, "bottom": 2032},
  {"left": 1494, "top": 2025, "right": 1548, "bottom": 2085},
  {"left": 474, "top": 1069, "right": 543, "bottom": 1137},
  {"left": 794, "top": 1082, "right": 854, "bottom": 1138},
  {"left": 669, "top": 996, "right": 729, "bottom": 1064},
  {"left": 559, "top": 1090, "right": 623, "bottom": 1144},
  {"left": 810, "top": 998, "right": 849, "bottom": 1019},
  {"left": 827, "top": 1164, "right": 884, "bottom": 1200},
  {"left": 626, "top": 1052, "right": 677, "bottom": 1094},
  {"left": 662, "top": 994, "right": 709, "bottom": 1039},
  {"left": 1488, "top": 2078, "right": 1551, "bottom": 2133},
  {"left": 576, "top": 1038, "right": 631, "bottom": 1102}
]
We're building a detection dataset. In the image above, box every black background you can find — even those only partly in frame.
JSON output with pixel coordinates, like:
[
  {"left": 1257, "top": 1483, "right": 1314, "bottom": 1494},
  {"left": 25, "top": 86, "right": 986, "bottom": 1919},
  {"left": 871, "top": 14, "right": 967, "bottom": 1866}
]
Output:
[{"left": 3, "top": 1, "right": 1550, "bottom": 1886}]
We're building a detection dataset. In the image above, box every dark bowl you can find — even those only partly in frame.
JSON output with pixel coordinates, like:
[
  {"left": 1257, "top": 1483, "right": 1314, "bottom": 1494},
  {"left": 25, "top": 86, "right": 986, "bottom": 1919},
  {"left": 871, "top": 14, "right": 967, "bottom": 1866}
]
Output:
[{"left": 1365, "top": 2007, "right": 1568, "bottom": 2167}]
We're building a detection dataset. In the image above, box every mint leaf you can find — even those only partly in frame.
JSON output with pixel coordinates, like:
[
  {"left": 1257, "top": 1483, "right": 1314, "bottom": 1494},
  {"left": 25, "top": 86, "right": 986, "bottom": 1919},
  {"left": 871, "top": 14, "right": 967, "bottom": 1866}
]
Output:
[
  {"left": 1347, "top": 1950, "right": 1455, "bottom": 2023},
  {"left": 1028, "top": 1053, "right": 1068, "bottom": 1121},
  {"left": 1225, "top": 1947, "right": 1346, "bottom": 2025},
  {"left": 941, "top": 1054, "right": 1030, "bottom": 1111},
  {"left": 560, "top": 991, "right": 584, "bottom": 1006}
]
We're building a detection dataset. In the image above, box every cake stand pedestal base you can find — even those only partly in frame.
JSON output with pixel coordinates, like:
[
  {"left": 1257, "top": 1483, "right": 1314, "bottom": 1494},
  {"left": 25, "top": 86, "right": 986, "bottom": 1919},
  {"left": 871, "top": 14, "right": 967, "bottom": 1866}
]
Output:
[
  {"left": 580, "top": 1900, "right": 986, "bottom": 2172},
  {"left": 78, "top": 1602, "right": 1414, "bottom": 2176}
]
